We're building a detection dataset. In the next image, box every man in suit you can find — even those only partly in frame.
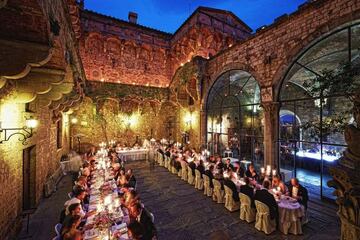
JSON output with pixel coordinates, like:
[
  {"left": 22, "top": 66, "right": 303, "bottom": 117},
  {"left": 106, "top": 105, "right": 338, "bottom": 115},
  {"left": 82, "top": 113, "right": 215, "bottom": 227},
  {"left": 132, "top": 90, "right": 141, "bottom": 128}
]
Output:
[
  {"left": 215, "top": 156, "right": 224, "bottom": 170},
  {"left": 288, "top": 178, "right": 309, "bottom": 209},
  {"left": 240, "top": 177, "right": 255, "bottom": 208},
  {"left": 196, "top": 160, "right": 205, "bottom": 175},
  {"left": 223, "top": 177, "right": 240, "bottom": 202},
  {"left": 130, "top": 202, "right": 157, "bottom": 240},
  {"left": 254, "top": 180, "right": 279, "bottom": 226},
  {"left": 223, "top": 158, "right": 234, "bottom": 171},
  {"left": 204, "top": 165, "right": 215, "bottom": 188},
  {"left": 127, "top": 169, "right": 137, "bottom": 189},
  {"left": 188, "top": 160, "right": 196, "bottom": 175}
]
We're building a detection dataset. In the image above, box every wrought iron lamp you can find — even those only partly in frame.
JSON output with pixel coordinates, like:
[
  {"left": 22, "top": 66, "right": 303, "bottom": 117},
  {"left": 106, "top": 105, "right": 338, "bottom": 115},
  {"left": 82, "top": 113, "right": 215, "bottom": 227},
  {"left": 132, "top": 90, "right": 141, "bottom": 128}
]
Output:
[{"left": 0, "top": 117, "right": 38, "bottom": 145}]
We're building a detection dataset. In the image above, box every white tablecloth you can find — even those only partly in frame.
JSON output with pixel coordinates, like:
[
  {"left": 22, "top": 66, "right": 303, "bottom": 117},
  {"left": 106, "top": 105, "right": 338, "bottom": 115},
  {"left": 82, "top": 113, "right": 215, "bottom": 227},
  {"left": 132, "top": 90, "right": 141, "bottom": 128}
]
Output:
[
  {"left": 117, "top": 149, "right": 149, "bottom": 161},
  {"left": 60, "top": 155, "right": 82, "bottom": 173},
  {"left": 278, "top": 197, "right": 304, "bottom": 235}
]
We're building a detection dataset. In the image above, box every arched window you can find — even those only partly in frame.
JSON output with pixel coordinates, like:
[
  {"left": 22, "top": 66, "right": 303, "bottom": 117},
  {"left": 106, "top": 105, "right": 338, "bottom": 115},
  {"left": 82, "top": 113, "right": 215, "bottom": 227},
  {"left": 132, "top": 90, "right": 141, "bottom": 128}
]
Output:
[
  {"left": 278, "top": 23, "right": 360, "bottom": 199},
  {"left": 206, "top": 70, "right": 263, "bottom": 169}
]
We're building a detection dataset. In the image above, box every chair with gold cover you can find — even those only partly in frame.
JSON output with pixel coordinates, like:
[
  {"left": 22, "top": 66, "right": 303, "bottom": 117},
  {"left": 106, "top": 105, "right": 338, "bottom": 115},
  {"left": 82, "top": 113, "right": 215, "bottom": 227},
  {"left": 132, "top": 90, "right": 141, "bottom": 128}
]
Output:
[
  {"left": 254, "top": 200, "right": 276, "bottom": 235},
  {"left": 166, "top": 156, "right": 172, "bottom": 171},
  {"left": 163, "top": 156, "right": 169, "bottom": 168},
  {"left": 194, "top": 169, "right": 204, "bottom": 190},
  {"left": 177, "top": 167, "right": 182, "bottom": 177},
  {"left": 181, "top": 161, "right": 188, "bottom": 181},
  {"left": 202, "top": 174, "right": 213, "bottom": 197},
  {"left": 224, "top": 185, "right": 240, "bottom": 212},
  {"left": 212, "top": 179, "right": 225, "bottom": 204},
  {"left": 158, "top": 154, "right": 164, "bottom": 166},
  {"left": 239, "top": 193, "right": 256, "bottom": 223},
  {"left": 187, "top": 166, "right": 195, "bottom": 185}
]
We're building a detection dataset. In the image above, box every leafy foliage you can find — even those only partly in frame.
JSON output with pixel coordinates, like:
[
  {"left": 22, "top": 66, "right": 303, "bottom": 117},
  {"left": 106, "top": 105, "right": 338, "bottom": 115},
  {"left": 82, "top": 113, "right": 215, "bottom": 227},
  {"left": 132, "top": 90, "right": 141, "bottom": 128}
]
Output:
[{"left": 303, "top": 62, "right": 360, "bottom": 101}]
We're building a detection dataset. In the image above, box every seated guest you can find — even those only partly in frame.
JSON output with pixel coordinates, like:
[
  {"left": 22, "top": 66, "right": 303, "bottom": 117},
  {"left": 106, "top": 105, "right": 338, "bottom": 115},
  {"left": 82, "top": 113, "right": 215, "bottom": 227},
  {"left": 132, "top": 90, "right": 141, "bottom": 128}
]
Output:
[
  {"left": 288, "top": 178, "right": 308, "bottom": 209},
  {"left": 118, "top": 169, "right": 128, "bottom": 188},
  {"left": 204, "top": 165, "right": 215, "bottom": 188},
  {"left": 245, "top": 164, "right": 258, "bottom": 180},
  {"left": 123, "top": 189, "right": 140, "bottom": 208},
  {"left": 215, "top": 156, "right": 224, "bottom": 170},
  {"left": 196, "top": 160, "right": 205, "bottom": 175},
  {"left": 81, "top": 162, "right": 91, "bottom": 178},
  {"left": 73, "top": 176, "right": 88, "bottom": 193},
  {"left": 165, "top": 147, "right": 171, "bottom": 157},
  {"left": 127, "top": 169, "right": 137, "bottom": 189},
  {"left": 272, "top": 175, "right": 288, "bottom": 195},
  {"left": 129, "top": 202, "right": 157, "bottom": 240},
  {"left": 223, "top": 158, "right": 234, "bottom": 171},
  {"left": 240, "top": 177, "right": 255, "bottom": 208},
  {"left": 234, "top": 162, "right": 245, "bottom": 178},
  {"left": 61, "top": 215, "right": 82, "bottom": 239},
  {"left": 254, "top": 180, "right": 278, "bottom": 225},
  {"left": 188, "top": 159, "right": 196, "bottom": 175},
  {"left": 86, "top": 146, "right": 96, "bottom": 158},
  {"left": 64, "top": 189, "right": 94, "bottom": 218},
  {"left": 60, "top": 203, "right": 81, "bottom": 224},
  {"left": 127, "top": 220, "right": 145, "bottom": 240},
  {"left": 214, "top": 168, "right": 225, "bottom": 189},
  {"left": 223, "top": 176, "right": 240, "bottom": 202}
]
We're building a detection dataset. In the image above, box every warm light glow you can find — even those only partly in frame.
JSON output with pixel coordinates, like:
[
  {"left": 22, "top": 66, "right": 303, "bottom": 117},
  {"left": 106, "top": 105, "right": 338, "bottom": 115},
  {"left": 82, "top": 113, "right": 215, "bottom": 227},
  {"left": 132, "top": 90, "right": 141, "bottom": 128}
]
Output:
[
  {"left": 184, "top": 112, "right": 195, "bottom": 125},
  {"left": 25, "top": 118, "right": 38, "bottom": 129},
  {"left": 80, "top": 121, "right": 88, "bottom": 126},
  {"left": 121, "top": 113, "right": 139, "bottom": 128},
  {"left": 0, "top": 102, "right": 21, "bottom": 129},
  {"left": 71, "top": 118, "right": 78, "bottom": 124}
]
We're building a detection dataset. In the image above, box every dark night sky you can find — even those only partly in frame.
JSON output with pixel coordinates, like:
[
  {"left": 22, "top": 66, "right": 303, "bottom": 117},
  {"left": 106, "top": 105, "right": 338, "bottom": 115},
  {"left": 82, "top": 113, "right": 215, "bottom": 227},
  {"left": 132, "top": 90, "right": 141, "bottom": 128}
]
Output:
[{"left": 85, "top": 0, "right": 307, "bottom": 33}]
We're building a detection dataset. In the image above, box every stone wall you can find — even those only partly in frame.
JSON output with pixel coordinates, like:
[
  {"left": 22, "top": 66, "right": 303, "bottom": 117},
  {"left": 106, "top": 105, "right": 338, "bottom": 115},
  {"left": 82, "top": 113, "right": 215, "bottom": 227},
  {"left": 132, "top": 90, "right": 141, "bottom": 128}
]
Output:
[
  {"left": 0, "top": 100, "right": 70, "bottom": 239},
  {"left": 70, "top": 97, "right": 179, "bottom": 148},
  {"left": 79, "top": 7, "right": 251, "bottom": 88}
]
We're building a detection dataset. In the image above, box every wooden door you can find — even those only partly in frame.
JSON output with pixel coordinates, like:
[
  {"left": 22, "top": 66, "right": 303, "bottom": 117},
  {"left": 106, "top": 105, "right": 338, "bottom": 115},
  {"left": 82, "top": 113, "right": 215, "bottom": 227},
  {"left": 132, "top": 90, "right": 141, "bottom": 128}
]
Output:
[{"left": 23, "top": 145, "right": 36, "bottom": 210}]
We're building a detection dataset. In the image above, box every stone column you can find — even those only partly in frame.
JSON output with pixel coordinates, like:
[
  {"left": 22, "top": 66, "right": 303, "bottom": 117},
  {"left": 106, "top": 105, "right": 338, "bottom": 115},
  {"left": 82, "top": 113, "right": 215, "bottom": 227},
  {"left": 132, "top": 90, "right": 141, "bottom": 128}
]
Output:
[
  {"left": 328, "top": 112, "right": 360, "bottom": 240},
  {"left": 199, "top": 103, "right": 207, "bottom": 148},
  {"left": 261, "top": 101, "right": 280, "bottom": 168}
]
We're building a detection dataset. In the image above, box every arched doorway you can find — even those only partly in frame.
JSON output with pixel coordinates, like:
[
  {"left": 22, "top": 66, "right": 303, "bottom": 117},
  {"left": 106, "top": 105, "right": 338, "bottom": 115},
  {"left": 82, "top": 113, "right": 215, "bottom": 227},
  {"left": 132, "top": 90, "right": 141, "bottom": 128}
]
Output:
[
  {"left": 206, "top": 70, "right": 263, "bottom": 169},
  {"left": 278, "top": 22, "right": 360, "bottom": 199}
]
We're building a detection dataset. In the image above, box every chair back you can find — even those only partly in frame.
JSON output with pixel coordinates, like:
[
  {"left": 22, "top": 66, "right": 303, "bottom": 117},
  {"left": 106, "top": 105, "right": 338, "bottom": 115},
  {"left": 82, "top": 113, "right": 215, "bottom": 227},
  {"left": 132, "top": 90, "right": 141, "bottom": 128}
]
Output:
[
  {"left": 203, "top": 174, "right": 210, "bottom": 185},
  {"left": 187, "top": 166, "right": 193, "bottom": 176},
  {"left": 149, "top": 212, "right": 155, "bottom": 223},
  {"left": 181, "top": 161, "right": 187, "bottom": 169},
  {"left": 195, "top": 169, "right": 201, "bottom": 178},
  {"left": 213, "top": 179, "right": 221, "bottom": 189},
  {"left": 224, "top": 185, "right": 233, "bottom": 196},
  {"left": 54, "top": 223, "right": 62, "bottom": 236},
  {"left": 239, "top": 193, "right": 251, "bottom": 206},
  {"left": 255, "top": 200, "right": 270, "bottom": 214}
]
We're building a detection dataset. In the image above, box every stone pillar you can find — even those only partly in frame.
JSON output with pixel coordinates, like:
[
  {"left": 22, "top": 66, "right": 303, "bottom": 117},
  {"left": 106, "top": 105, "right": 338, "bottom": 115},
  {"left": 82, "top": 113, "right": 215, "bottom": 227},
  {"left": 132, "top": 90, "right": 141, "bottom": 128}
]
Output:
[
  {"left": 328, "top": 113, "right": 360, "bottom": 240},
  {"left": 261, "top": 101, "right": 280, "bottom": 168},
  {"left": 200, "top": 105, "right": 207, "bottom": 148}
]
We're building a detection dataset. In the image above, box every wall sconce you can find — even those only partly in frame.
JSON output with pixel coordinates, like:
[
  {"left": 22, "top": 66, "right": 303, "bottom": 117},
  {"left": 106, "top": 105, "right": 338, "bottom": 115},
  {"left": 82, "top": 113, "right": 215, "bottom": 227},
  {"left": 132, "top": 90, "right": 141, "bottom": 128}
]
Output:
[
  {"left": 184, "top": 111, "right": 195, "bottom": 128},
  {"left": 125, "top": 114, "right": 138, "bottom": 128},
  {"left": 0, "top": 117, "right": 38, "bottom": 145}
]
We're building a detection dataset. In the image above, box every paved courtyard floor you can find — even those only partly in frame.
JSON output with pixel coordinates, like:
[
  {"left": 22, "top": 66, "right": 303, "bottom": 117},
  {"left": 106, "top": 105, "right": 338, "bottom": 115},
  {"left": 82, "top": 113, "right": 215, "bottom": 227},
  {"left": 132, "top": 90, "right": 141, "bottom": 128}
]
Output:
[
  {"left": 16, "top": 160, "right": 340, "bottom": 240},
  {"left": 132, "top": 161, "right": 340, "bottom": 240}
]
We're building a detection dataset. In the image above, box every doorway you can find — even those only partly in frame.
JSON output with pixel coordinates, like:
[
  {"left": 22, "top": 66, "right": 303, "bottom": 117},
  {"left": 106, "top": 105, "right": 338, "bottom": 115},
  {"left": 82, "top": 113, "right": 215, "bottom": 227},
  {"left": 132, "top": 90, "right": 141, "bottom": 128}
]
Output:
[{"left": 23, "top": 145, "right": 36, "bottom": 210}]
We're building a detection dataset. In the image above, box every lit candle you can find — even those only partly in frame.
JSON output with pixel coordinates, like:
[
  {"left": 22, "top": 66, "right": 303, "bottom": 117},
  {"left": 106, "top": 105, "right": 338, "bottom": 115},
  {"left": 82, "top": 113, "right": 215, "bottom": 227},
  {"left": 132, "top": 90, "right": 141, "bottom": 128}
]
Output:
[
  {"left": 261, "top": 167, "right": 265, "bottom": 174},
  {"left": 114, "top": 198, "right": 120, "bottom": 207},
  {"left": 266, "top": 165, "right": 271, "bottom": 176},
  {"left": 272, "top": 169, "right": 277, "bottom": 176},
  {"left": 104, "top": 195, "right": 112, "bottom": 206}
]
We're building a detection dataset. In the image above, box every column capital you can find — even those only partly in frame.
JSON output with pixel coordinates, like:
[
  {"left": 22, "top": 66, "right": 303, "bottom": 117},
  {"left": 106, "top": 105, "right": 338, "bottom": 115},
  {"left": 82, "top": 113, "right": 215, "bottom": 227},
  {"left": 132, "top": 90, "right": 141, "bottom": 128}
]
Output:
[{"left": 260, "top": 101, "right": 280, "bottom": 112}]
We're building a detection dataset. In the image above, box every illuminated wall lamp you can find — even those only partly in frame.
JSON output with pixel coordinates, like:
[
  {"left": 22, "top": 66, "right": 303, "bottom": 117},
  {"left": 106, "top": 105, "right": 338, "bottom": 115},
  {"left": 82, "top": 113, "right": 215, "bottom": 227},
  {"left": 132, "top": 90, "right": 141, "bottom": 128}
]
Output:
[{"left": 0, "top": 117, "right": 38, "bottom": 145}]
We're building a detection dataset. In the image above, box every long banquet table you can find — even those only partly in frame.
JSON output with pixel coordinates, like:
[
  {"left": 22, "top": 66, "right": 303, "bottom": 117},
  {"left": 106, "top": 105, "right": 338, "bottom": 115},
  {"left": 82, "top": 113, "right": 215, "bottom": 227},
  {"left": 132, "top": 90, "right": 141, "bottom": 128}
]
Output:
[
  {"left": 156, "top": 150, "right": 305, "bottom": 235},
  {"left": 230, "top": 177, "right": 304, "bottom": 235},
  {"left": 117, "top": 148, "right": 149, "bottom": 162},
  {"left": 83, "top": 154, "right": 130, "bottom": 240}
]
